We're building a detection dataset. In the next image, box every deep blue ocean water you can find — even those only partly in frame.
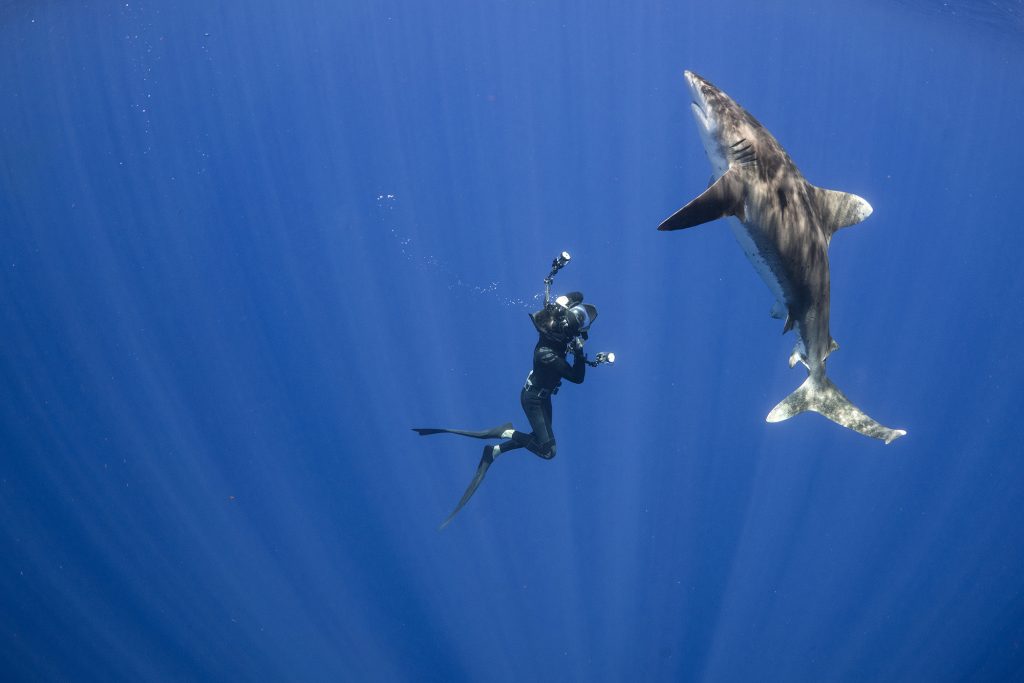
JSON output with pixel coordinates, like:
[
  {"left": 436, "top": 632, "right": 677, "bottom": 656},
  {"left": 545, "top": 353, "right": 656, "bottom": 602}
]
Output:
[{"left": 2, "top": 1, "right": 1024, "bottom": 680}]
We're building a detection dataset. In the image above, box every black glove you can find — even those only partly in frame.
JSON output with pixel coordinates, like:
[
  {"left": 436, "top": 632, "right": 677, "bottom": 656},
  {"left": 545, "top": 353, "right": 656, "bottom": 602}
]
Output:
[{"left": 570, "top": 337, "right": 585, "bottom": 357}]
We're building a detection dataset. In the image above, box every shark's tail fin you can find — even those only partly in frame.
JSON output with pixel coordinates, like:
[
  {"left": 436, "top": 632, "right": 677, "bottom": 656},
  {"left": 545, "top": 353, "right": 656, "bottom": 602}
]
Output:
[{"left": 766, "top": 376, "right": 907, "bottom": 444}]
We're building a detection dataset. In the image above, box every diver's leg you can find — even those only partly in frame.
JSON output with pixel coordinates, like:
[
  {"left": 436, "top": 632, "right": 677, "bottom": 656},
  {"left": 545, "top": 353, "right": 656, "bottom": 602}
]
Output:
[
  {"left": 533, "top": 397, "right": 556, "bottom": 459},
  {"left": 541, "top": 398, "right": 554, "bottom": 442},
  {"left": 509, "top": 391, "right": 556, "bottom": 459},
  {"left": 493, "top": 439, "right": 522, "bottom": 457}
]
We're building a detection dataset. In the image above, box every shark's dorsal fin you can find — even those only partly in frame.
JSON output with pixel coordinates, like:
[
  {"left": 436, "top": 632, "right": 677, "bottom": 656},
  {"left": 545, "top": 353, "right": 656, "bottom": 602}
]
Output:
[
  {"left": 658, "top": 170, "right": 744, "bottom": 231},
  {"left": 812, "top": 186, "right": 873, "bottom": 237}
]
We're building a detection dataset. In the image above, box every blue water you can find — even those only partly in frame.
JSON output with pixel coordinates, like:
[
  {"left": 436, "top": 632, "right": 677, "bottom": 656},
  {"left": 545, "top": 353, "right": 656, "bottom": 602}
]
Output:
[{"left": 2, "top": 1, "right": 1023, "bottom": 680}]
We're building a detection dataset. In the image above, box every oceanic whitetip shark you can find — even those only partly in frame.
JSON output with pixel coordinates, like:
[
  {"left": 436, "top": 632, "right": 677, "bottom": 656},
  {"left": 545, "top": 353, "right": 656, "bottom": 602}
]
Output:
[{"left": 659, "top": 71, "right": 906, "bottom": 444}]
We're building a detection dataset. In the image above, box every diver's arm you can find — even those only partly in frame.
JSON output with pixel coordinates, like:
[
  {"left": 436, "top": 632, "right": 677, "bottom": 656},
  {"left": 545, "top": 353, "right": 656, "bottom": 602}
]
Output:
[
  {"left": 537, "top": 345, "right": 586, "bottom": 384},
  {"left": 564, "top": 349, "right": 586, "bottom": 384}
]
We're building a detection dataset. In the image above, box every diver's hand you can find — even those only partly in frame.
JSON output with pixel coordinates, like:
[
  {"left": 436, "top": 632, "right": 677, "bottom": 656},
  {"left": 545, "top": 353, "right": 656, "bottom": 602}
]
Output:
[{"left": 570, "top": 337, "right": 585, "bottom": 357}]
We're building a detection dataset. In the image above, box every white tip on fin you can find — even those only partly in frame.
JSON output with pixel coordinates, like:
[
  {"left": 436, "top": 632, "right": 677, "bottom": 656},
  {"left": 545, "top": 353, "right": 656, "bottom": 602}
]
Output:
[{"left": 813, "top": 187, "right": 873, "bottom": 236}]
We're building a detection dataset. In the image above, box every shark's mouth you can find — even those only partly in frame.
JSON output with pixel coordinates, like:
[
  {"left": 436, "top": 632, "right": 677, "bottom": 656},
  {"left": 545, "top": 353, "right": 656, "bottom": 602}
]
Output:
[
  {"left": 685, "top": 73, "right": 713, "bottom": 131},
  {"left": 690, "top": 99, "right": 712, "bottom": 132}
]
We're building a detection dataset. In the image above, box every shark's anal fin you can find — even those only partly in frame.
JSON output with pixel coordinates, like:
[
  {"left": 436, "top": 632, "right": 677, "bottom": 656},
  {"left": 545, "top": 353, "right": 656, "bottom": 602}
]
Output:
[
  {"left": 812, "top": 186, "right": 873, "bottom": 237},
  {"left": 658, "top": 169, "right": 744, "bottom": 231},
  {"left": 766, "top": 375, "right": 907, "bottom": 444}
]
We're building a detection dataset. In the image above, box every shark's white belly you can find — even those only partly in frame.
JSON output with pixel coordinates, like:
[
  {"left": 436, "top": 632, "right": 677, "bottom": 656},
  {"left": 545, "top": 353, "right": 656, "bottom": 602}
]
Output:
[
  {"left": 727, "top": 215, "right": 809, "bottom": 365},
  {"left": 725, "top": 215, "right": 787, "bottom": 307}
]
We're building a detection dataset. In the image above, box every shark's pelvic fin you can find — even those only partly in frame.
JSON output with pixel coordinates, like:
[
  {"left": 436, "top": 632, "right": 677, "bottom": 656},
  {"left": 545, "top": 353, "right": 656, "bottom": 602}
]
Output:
[
  {"left": 828, "top": 338, "right": 840, "bottom": 357},
  {"left": 658, "top": 169, "right": 744, "bottom": 231},
  {"left": 766, "top": 375, "right": 907, "bottom": 444},
  {"left": 812, "top": 187, "right": 873, "bottom": 237}
]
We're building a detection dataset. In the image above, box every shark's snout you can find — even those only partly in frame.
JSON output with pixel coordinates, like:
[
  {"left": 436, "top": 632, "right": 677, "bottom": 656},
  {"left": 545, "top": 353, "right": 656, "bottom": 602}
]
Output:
[{"left": 683, "top": 70, "right": 704, "bottom": 89}]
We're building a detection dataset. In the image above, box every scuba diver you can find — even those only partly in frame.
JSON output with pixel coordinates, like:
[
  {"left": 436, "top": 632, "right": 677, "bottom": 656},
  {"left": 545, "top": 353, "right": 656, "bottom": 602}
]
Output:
[{"left": 413, "top": 252, "right": 615, "bottom": 529}]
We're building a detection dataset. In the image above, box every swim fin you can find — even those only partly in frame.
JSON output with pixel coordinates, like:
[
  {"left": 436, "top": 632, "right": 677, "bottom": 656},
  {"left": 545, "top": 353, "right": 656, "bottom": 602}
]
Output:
[
  {"left": 412, "top": 423, "right": 513, "bottom": 439},
  {"left": 438, "top": 446, "right": 497, "bottom": 530}
]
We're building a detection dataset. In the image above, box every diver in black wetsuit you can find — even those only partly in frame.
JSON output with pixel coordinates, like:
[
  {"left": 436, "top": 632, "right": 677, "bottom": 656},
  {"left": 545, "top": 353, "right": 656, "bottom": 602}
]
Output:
[
  {"left": 490, "top": 290, "right": 593, "bottom": 462},
  {"left": 413, "top": 253, "right": 614, "bottom": 528}
]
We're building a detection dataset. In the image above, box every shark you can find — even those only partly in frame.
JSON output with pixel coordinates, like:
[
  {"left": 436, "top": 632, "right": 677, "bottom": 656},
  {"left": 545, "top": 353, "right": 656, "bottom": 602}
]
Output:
[{"left": 658, "top": 71, "right": 906, "bottom": 444}]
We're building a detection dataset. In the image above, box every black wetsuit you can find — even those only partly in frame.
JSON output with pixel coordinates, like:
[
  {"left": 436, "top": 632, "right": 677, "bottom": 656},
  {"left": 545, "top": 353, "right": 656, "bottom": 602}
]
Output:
[{"left": 500, "top": 335, "right": 586, "bottom": 459}]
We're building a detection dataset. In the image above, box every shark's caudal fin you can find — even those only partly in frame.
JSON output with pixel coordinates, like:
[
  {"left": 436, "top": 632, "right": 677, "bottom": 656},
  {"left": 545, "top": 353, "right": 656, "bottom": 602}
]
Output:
[
  {"left": 766, "top": 375, "right": 906, "bottom": 444},
  {"left": 811, "top": 187, "right": 872, "bottom": 237}
]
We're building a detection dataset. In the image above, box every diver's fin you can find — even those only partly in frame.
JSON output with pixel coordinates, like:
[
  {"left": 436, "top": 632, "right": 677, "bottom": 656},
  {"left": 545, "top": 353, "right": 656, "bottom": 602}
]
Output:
[
  {"left": 811, "top": 187, "right": 872, "bottom": 238},
  {"left": 439, "top": 447, "right": 496, "bottom": 530},
  {"left": 658, "top": 169, "right": 744, "bottom": 231},
  {"left": 412, "top": 423, "right": 513, "bottom": 439},
  {"left": 766, "top": 375, "right": 907, "bottom": 444}
]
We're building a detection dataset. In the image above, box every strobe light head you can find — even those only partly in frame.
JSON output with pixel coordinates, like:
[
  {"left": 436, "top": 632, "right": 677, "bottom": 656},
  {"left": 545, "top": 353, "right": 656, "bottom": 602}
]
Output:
[{"left": 553, "top": 251, "right": 571, "bottom": 269}]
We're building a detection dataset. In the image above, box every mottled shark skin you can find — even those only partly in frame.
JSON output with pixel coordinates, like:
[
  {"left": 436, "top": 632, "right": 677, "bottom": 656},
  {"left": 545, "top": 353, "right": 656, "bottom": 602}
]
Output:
[{"left": 659, "top": 71, "right": 906, "bottom": 444}]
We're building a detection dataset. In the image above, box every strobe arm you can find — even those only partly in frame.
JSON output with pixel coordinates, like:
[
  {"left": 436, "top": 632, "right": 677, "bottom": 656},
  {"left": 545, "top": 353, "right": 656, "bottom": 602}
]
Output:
[{"left": 543, "top": 251, "right": 571, "bottom": 305}]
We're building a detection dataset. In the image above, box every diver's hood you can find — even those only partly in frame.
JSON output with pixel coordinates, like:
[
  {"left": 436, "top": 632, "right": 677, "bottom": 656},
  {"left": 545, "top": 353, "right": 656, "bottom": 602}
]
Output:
[
  {"left": 530, "top": 292, "right": 598, "bottom": 341},
  {"left": 529, "top": 307, "right": 566, "bottom": 342}
]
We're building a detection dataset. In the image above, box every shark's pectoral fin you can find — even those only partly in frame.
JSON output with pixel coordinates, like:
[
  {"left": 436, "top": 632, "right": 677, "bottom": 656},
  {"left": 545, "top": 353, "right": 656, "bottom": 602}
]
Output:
[
  {"left": 658, "top": 169, "right": 744, "bottom": 231},
  {"left": 812, "top": 186, "right": 873, "bottom": 237},
  {"left": 766, "top": 375, "right": 906, "bottom": 444},
  {"left": 769, "top": 300, "right": 786, "bottom": 320},
  {"left": 783, "top": 314, "right": 795, "bottom": 333}
]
